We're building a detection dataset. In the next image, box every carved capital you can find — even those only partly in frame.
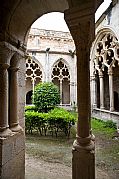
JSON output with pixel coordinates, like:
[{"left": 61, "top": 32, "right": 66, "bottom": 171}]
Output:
[
  {"left": 90, "top": 75, "right": 96, "bottom": 81},
  {"left": 0, "top": 42, "right": 15, "bottom": 66},
  {"left": 10, "top": 52, "right": 24, "bottom": 71},
  {"left": 64, "top": 2, "right": 95, "bottom": 48},
  {"left": 99, "top": 70, "right": 104, "bottom": 78},
  {"left": 108, "top": 67, "right": 113, "bottom": 76}
]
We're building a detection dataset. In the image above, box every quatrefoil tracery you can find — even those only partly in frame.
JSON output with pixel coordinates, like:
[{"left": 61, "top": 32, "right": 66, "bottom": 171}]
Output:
[
  {"left": 94, "top": 33, "right": 119, "bottom": 73},
  {"left": 26, "top": 57, "right": 42, "bottom": 82},
  {"left": 52, "top": 60, "right": 70, "bottom": 82}
]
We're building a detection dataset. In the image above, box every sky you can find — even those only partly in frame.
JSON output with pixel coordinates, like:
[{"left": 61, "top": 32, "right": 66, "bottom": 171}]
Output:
[{"left": 32, "top": 0, "right": 112, "bottom": 32}]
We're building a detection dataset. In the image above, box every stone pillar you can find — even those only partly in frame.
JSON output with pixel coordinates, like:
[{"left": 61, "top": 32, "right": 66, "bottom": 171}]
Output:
[
  {"left": 60, "top": 80, "right": 63, "bottom": 105},
  {"left": 32, "top": 78, "right": 35, "bottom": 104},
  {"left": 99, "top": 70, "right": 105, "bottom": 109},
  {"left": 0, "top": 43, "right": 13, "bottom": 137},
  {"left": 108, "top": 67, "right": 114, "bottom": 111},
  {"left": 45, "top": 48, "right": 50, "bottom": 82},
  {"left": 70, "top": 81, "right": 75, "bottom": 104},
  {"left": 9, "top": 52, "right": 23, "bottom": 132},
  {"left": 91, "top": 75, "right": 97, "bottom": 108},
  {"left": 65, "top": 2, "right": 95, "bottom": 179}
]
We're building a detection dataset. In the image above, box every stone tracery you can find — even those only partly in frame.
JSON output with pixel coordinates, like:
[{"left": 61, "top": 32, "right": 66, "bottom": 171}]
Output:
[
  {"left": 26, "top": 56, "right": 42, "bottom": 104},
  {"left": 92, "top": 32, "right": 119, "bottom": 111},
  {"left": 51, "top": 60, "right": 70, "bottom": 105}
]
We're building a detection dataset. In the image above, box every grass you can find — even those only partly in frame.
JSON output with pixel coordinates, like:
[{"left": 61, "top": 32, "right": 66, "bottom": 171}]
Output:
[
  {"left": 91, "top": 118, "right": 116, "bottom": 136},
  {"left": 91, "top": 118, "right": 119, "bottom": 178}
]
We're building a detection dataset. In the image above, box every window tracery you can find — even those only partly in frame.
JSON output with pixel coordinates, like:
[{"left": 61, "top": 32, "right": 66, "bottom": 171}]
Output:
[
  {"left": 26, "top": 57, "right": 42, "bottom": 84},
  {"left": 94, "top": 33, "right": 119, "bottom": 72},
  {"left": 51, "top": 60, "right": 70, "bottom": 104},
  {"left": 92, "top": 32, "right": 119, "bottom": 111}
]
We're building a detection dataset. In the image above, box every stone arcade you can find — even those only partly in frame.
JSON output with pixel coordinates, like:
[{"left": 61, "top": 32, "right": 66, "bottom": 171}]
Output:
[
  {"left": 0, "top": 0, "right": 103, "bottom": 179},
  {"left": 90, "top": 0, "right": 119, "bottom": 130}
]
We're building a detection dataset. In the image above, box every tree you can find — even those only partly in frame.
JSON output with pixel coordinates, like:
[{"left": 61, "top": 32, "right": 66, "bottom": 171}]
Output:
[{"left": 33, "top": 82, "right": 60, "bottom": 112}]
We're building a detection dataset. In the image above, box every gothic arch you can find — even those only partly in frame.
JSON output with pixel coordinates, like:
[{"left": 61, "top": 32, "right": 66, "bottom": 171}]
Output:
[
  {"left": 25, "top": 55, "right": 43, "bottom": 103},
  {"left": 32, "top": 56, "right": 45, "bottom": 81},
  {"left": 91, "top": 27, "right": 119, "bottom": 62},
  {"left": 51, "top": 58, "right": 70, "bottom": 105},
  {"left": 51, "top": 58, "right": 71, "bottom": 76},
  {"left": 90, "top": 27, "right": 119, "bottom": 112}
]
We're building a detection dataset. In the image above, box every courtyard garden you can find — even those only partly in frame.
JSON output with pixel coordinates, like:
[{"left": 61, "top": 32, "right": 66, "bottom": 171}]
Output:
[
  {"left": 25, "top": 118, "right": 119, "bottom": 179},
  {"left": 25, "top": 82, "right": 119, "bottom": 179}
]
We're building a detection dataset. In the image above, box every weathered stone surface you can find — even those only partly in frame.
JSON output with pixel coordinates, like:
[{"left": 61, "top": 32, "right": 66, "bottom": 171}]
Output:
[{"left": 0, "top": 131, "right": 25, "bottom": 179}]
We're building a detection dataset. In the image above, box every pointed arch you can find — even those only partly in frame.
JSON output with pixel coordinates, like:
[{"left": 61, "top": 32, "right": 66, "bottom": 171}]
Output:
[
  {"left": 25, "top": 55, "right": 43, "bottom": 104},
  {"left": 90, "top": 27, "right": 119, "bottom": 112},
  {"left": 51, "top": 58, "right": 70, "bottom": 105}
]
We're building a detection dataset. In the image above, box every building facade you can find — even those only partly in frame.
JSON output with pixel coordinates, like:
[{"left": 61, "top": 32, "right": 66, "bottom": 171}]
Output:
[{"left": 26, "top": 28, "right": 77, "bottom": 108}]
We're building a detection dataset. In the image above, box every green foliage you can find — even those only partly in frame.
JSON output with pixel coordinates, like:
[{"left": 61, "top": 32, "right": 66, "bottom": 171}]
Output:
[
  {"left": 33, "top": 82, "right": 60, "bottom": 112},
  {"left": 25, "top": 107, "right": 76, "bottom": 137},
  {"left": 91, "top": 118, "right": 117, "bottom": 136},
  {"left": 103, "top": 120, "right": 117, "bottom": 129},
  {"left": 25, "top": 105, "right": 36, "bottom": 112}
]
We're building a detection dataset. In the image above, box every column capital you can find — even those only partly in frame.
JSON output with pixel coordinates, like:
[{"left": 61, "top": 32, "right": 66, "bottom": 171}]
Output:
[
  {"left": 90, "top": 75, "right": 96, "bottom": 80},
  {"left": 0, "top": 41, "right": 15, "bottom": 66},
  {"left": 99, "top": 70, "right": 104, "bottom": 78},
  {"left": 64, "top": 2, "right": 95, "bottom": 47},
  {"left": 108, "top": 67, "right": 113, "bottom": 76},
  {"left": 9, "top": 52, "right": 23, "bottom": 71}
]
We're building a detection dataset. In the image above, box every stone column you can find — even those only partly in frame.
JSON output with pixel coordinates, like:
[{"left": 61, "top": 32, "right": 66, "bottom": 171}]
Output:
[
  {"left": 108, "top": 67, "right": 114, "bottom": 111},
  {"left": 65, "top": 2, "right": 95, "bottom": 179},
  {"left": 0, "top": 43, "right": 13, "bottom": 137},
  {"left": 32, "top": 78, "right": 35, "bottom": 104},
  {"left": 60, "top": 80, "right": 63, "bottom": 105},
  {"left": 99, "top": 70, "right": 105, "bottom": 109},
  {"left": 45, "top": 48, "right": 50, "bottom": 82},
  {"left": 92, "top": 75, "right": 97, "bottom": 108},
  {"left": 70, "top": 81, "right": 75, "bottom": 104},
  {"left": 9, "top": 52, "right": 23, "bottom": 132}
]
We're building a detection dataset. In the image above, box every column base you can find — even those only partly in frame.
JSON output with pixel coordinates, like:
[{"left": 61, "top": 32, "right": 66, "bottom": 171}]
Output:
[
  {"left": 0, "top": 127, "right": 12, "bottom": 137},
  {"left": 72, "top": 138, "right": 95, "bottom": 179},
  {"left": 100, "top": 107, "right": 105, "bottom": 110},
  {"left": 10, "top": 124, "right": 23, "bottom": 132},
  {"left": 110, "top": 107, "right": 114, "bottom": 112},
  {"left": 93, "top": 104, "right": 97, "bottom": 108}
]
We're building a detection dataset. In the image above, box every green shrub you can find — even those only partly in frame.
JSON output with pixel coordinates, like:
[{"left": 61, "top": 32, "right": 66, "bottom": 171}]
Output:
[
  {"left": 25, "top": 105, "right": 36, "bottom": 112},
  {"left": 48, "top": 108, "right": 76, "bottom": 137},
  {"left": 92, "top": 118, "right": 117, "bottom": 129},
  {"left": 25, "top": 107, "right": 76, "bottom": 137},
  {"left": 25, "top": 111, "right": 48, "bottom": 135},
  {"left": 33, "top": 82, "right": 60, "bottom": 113},
  {"left": 103, "top": 120, "right": 117, "bottom": 129}
]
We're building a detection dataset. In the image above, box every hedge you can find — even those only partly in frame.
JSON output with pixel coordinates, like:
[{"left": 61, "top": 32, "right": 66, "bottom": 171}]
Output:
[{"left": 25, "top": 107, "right": 76, "bottom": 137}]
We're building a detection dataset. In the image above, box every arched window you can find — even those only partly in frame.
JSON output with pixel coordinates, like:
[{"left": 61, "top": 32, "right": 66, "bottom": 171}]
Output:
[
  {"left": 26, "top": 90, "right": 33, "bottom": 104},
  {"left": 51, "top": 60, "right": 70, "bottom": 105},
  {"left": 26, "top": 56, "right": 42, "bottom": 104}
]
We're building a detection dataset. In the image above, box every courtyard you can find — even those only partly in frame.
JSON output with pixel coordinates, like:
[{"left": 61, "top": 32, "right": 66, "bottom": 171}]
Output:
[{"left": 25, "top": 119, "right": 119, "bottom": 179}]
